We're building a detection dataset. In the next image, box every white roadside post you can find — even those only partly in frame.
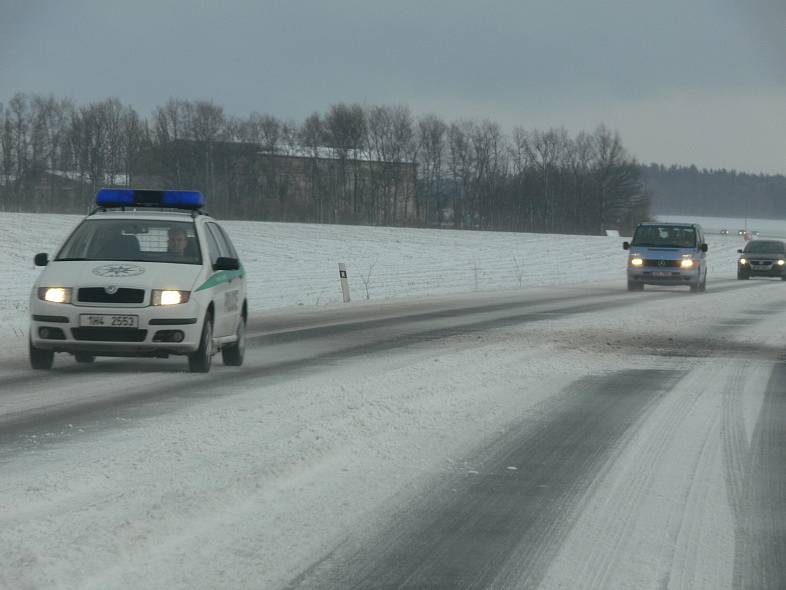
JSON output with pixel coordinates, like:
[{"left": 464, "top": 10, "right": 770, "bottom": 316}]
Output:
[{"left": 338, "top": 263, "right": 351, "bottom": 303}]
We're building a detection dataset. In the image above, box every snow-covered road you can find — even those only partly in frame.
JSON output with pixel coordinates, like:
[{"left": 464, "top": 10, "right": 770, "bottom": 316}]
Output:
[{"left": 2, "top": 275, "right": 786, "bottom": 589}]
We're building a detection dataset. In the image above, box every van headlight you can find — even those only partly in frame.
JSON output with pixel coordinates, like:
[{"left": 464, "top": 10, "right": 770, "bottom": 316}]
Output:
[
  {"left": 680, "top": 259, "right": 695, "bottom": 269},
  {"left": 151, "top": 289, "right": 191, "bottom": 306},
  {"left": 38, "top": 287, "right": 72, "bottom": 304},
  {"left": 630, "top": 257, "right": 643, "bottom": 267},
  {"left": 778, "top": 260, "right": 785, "bottom": 266},
  {"left": 739, "top": 258, "right": 748, "bottom": 265}
]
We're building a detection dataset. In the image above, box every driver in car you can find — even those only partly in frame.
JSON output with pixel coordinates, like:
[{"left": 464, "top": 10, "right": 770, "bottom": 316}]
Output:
[{"left": 167, "top": 227, "right": 196, "bottom": 259}]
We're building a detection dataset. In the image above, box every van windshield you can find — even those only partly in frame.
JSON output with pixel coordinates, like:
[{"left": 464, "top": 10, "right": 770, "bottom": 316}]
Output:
[
  {"left": 631, "top": 225, "right": 697, "bottom": 248},
  {"left": 56, "top": 219, "right": 202, "bottom": 265}
]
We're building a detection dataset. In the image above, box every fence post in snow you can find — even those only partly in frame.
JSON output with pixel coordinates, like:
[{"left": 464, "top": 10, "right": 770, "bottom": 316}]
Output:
[{"left": 338, "top": 263, "right": 351, "bottom": 303}]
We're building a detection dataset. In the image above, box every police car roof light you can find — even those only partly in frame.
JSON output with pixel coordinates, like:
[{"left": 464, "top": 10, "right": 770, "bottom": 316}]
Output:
[{"left": 95, "top": 189, "right": 205, "bottom": 210}]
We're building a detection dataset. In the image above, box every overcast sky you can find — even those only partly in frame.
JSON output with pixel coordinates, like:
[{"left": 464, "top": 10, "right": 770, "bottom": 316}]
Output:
[{"left": 2, "top": 0, "right": 784, "bottom": 174}]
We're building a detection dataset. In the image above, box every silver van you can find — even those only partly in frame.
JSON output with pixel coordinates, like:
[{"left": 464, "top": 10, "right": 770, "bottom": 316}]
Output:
[{"left": 623, "top": 223, "right": 708, "bottom": 292}]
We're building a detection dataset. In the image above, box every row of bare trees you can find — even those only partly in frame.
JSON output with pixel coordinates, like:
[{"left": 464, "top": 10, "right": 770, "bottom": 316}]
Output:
[{"left": 0, "top": 93, "right": 649, "bottom": 234}]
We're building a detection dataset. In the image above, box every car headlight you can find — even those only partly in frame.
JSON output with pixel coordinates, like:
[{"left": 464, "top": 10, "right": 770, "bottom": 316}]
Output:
[
  {"left": 38, "top": 287, "right": 72, "bottom": 304},
  {"left": 680, "top": 259, "right": 695, "bottom": 269},
  {"left": 151, "top": 289, "right": 191, "bottom": 306},
  {"left": 778, "top": 260, "right": 785, "bottom": 266},
  {"left": 630, "top": 257, "right": 643, "bottom": 267},
  {"left": 739, "top": 258, "right": 747, "bottom": 265}
]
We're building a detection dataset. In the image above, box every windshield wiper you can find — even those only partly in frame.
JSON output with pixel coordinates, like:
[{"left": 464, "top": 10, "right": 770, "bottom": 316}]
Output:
[{"left": 55, "top": 257, "right": 88, "bottom": 261}]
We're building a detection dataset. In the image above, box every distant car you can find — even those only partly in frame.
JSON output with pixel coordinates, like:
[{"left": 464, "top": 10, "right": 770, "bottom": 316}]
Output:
[
  {"left": 738, "top": 229, "right": 746, "bottom": 235},
  {"left": 623, "top": 222, "right": 708, "bottom": 292},
  {"left": 737, "top": 239, "right": 786, "bottom": 280},
  {"left": 753, "top": 231, "right": 760, "bottom": 237},
  {"left": 720, "top": 229, "right": 729, "bottom": 235},
  {"left": 29, "top": 188, "right": 247, "bottom": 372}
]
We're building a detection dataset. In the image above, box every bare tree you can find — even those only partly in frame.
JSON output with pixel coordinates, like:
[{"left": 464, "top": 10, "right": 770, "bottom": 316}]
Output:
[{"left": 416, "top": 114, "right": 447, "bottom": 225}]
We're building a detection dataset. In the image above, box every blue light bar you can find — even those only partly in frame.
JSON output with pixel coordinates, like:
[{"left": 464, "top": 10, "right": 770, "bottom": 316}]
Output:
[
  {"left": 95, "top": 189, "right": 205, "bottom": 209},
  {"left": 95, "top": 189, "right": 135, "bottom": 207}
]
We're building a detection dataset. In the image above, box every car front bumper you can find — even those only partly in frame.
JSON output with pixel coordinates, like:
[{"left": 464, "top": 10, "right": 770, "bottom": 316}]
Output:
[
  {"left": 739, "top": 263, "right": 785, "bottom": 277},
  {"left": 29, "top": 300, "right": 204, "bottom": 356}
]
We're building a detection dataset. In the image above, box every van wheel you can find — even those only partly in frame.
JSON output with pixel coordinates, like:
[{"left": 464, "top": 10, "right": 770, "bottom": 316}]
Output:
[
  {"left": 627, "top": 280, "right": 643, "bottom": 291},
  {"left": 74, "top": 353, "right": 95, "bottom": 363},
  {"left": 188, "top": 313, "right": 213, "bottom": 373},
  {"left": 29, "top": 338, "right": 54, "bottom": 370},
  {"left": 222, "top": 316, "right": 246, "bottom": 366},
  {"left": 737, "top": 271, "right": 749, "bottom": 280}
]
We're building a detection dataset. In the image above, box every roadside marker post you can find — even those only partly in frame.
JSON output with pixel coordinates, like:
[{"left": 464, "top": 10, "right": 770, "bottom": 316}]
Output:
[{"left": 339, "top": 263, "right": 351, "bottom": 303}]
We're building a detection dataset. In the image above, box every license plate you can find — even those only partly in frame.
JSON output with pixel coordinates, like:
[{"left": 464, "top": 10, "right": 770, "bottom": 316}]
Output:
[
  {"left": 80, "top": 314, "right": 138, "bottom": 328},
  {"left": 652, "top": 271, "right": 672, "bottom": 277}
]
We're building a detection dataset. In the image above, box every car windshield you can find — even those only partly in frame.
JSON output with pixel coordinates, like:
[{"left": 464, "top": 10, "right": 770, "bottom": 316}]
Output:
[
  {"left": 744, "top": 240, "right": 785, "bottom": 254},
  {"left": 631, "top": 225, "right": 697, "bottom": 248},
  {"left": 56, "top": 219, "right": 201, "bottom": 264}
]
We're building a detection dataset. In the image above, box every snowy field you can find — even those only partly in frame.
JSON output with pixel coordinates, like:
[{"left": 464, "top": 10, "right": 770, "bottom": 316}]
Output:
[{"left": 0, "top": 212, "right": 754, "bottom": 355}]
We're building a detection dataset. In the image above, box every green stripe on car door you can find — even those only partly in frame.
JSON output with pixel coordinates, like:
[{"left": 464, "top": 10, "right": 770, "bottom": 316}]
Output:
[{"left": 194, "top": 267, "right": 245, "bottom": 292}]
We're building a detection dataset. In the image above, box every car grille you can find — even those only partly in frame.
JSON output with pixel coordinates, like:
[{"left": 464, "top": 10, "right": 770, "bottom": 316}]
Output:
[
  {"left": 78, "top": 288, "right": 145, "bottom": 304},
  {"left": 642, "top": 259, "right": 681, "bottom": 268},
  {"left": 71, "top": 327, "right": 148, "bottom": 342}
]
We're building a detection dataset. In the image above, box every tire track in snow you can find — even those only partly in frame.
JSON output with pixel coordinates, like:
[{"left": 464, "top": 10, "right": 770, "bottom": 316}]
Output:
[
  {"left": 732, "top": 362, "right": 786, "bottom": 589},
  {"left": 285, "top": 369, "right": 684, "bottom": 590}
]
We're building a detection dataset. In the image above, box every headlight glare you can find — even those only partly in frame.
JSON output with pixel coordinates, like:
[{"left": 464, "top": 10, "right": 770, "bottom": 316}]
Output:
[
  {"left": 151, "top": 289, "right": 190, "bottom": 306},
  {"left": 739, "top": 258, "right": 747, "bottom": 265},
  {"left": 680, "top": 259, "right": 695, "bottom": 269},
  {"left": 630, "top": 257, "right": 643, "bottom": 267},
  {"left": 778, "top": 260, "right": 785, "bottom": 266},
  {"left": 38, "top": 287, "right": 72, "bottom": 304}
]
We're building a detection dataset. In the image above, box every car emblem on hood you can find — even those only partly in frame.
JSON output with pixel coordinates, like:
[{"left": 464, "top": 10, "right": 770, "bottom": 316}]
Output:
[
  {"left": 658, "top": 260, "right": 666, "bottom": 267},
  {"left": 104, "top": 285, "right": 119, "bottom": 294},
  {"left": 92, "top": 264, "right": 146, "bottom": 278}
]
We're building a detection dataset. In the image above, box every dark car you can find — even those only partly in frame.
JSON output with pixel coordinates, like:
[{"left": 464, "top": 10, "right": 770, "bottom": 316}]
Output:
[{"left": 737, "top": 240, "right": 786, "bottom": 280}]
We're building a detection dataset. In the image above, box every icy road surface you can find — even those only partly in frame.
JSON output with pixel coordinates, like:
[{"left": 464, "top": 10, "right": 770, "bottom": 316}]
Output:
[{"left": 1, "top": 276, "right": 785, "bottom": 589}]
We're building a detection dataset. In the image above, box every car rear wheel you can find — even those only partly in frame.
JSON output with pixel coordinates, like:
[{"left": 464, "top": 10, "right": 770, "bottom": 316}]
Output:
[
  {"left": 29, "top": 338, "right": 54, "bottom": 370},
  {"left": 188, "top": 313, "right": 213, "bottom": 373},
  {"left": 627, "top": 280, "right": 643, "bottom": 291},
  {"left": 222, "top": 315, "right": 246, "bottom": 366}
]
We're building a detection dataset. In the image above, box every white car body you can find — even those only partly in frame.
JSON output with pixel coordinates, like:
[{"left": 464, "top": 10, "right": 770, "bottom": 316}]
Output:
[{"left": 29, "top": 205, "right": 246, "bottom": 372}]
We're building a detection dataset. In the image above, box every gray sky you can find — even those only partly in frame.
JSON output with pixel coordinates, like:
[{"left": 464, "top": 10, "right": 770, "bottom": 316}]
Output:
[{"left": 2, "top": 0, "right": 784, "bottom": 174}]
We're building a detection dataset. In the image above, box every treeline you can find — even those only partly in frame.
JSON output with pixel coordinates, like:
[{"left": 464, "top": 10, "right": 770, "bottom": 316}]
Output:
[
  {"left": 0, "top": 92, "right": 649, "bottom": 234},
  {"left": 642, "top": 164, "right": 786, "bottom": 219}
]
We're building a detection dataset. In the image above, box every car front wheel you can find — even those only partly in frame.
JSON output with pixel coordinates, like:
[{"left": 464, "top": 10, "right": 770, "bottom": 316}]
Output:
[
  {"left": 188, "top": 313, "right": 213, "bottom": 373},
  {"left": 29, "top": 338, "right": 54, "bottom": 370}
]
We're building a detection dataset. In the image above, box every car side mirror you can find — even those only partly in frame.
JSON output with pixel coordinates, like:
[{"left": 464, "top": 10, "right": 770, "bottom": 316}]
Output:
[
  {"left": 622, "top": 242, "right": 630, "bottom": 250},
  {"left": 214, "top": 256, "right": 240, "bottom": 271},
  {"left": 34, "top": 253, "right": 49, "bottom": 266},
  {"left": 737, "top": 249, "right": 743, "bottom": 254},
  {"left": 701, "top": 243, "right": 708, "bottom": 253}
]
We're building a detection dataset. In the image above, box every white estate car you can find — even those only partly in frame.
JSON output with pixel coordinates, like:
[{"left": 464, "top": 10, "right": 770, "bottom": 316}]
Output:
[{"left": 29, "top": 189, "right": 247, "bottom": 373}]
